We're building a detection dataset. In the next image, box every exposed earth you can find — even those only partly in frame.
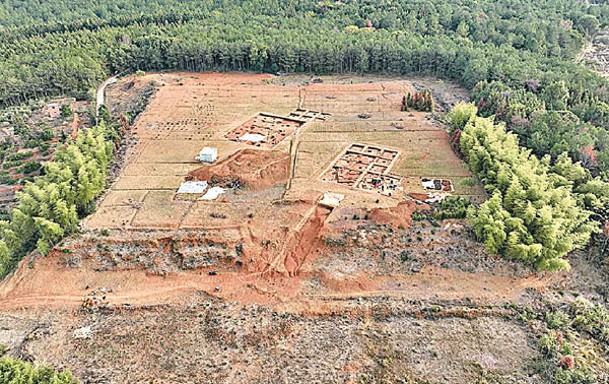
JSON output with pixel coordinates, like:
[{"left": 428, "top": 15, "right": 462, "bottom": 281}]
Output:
[{"left": 0, "top": 73, "right": 607, "bottom": 384}]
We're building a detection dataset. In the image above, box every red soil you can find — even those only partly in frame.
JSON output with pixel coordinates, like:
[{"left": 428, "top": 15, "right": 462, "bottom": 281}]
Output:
[
  {"left": 188, "top": 148, "right": 290, "bottom": 190},
  {"left": 408, "top": 192, "right": 430, "bottom": 202},
  {"left": 369, "top": 201, "right": 428, "bottom": 229},
  {"left": 283, "top": 205, "right": 332, "bottom": 277}
]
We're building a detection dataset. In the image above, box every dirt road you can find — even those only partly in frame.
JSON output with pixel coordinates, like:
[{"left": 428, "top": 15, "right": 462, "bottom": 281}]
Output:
[
  {"left": 96, "top": 75, "right": 118, "bottom": 118},
  {"left": 0, "top": 252, "right": 554, "bottom": 312}
]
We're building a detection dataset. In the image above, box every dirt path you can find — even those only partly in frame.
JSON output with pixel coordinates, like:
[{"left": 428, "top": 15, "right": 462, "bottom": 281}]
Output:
[
  {"left": 0, "top": 253, "right": 553, "bottom": 312},
  {"left": 96, "top": 75, "right": 118, "bottom": 118}
]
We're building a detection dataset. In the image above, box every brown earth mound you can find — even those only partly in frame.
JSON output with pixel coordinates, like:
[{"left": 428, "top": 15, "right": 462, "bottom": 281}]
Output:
[
  {"left": 408, "top": 192, "right": 430, "bottom": 202},
  {"left": 188, "top": 148, "right": 290, "bottom": 190},
  {"left": 369, "top": 201, "right": 428, "bottom": 229},
  {"left": 283, "top": 205, "right": 332, "bottom": 277}
]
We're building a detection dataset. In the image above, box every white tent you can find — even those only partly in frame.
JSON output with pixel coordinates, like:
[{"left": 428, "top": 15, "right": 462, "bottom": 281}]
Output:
[
  {"left": 177, "top": 181, "right": 208, "bottom": 194},
  {"left": 196, "top": 147, "right": 218, "bottom": 163},
  {"left": 239, "top": 133, "right": 266, "bottom": 143},
  {"left": 199, "top": 187, "right": 227, "bottom": 201},
  {"left": 319, "top": 192, "right": 345, "bottom": 208},
  {"left": 421, "top": 179, "right": 437, "bottom": 190}
]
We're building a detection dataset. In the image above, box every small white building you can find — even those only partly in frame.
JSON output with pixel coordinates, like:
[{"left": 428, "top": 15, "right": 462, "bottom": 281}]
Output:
[
  {"left": 319, "top": 192, "right": 345, "bottom": 208},
  {"left": 196, "top": 147, "right": 218, "bottom": 163}
]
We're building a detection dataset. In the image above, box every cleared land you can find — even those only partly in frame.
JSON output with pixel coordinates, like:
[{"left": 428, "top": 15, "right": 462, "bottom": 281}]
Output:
[
  {"left": 83, "top": 73, "right": 483, "bottom": 231},
  {"left": 2, "top": 73, "right": 606, "bottom": 383}
]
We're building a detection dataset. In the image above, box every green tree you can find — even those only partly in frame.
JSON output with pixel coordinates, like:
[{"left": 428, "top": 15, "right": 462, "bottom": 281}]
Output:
[
  {"left": 0, "top": 356, "right": 79, "bottom": 384},
  {"left": 60, "top": 104, "right": 72, "bottom": 118},
  {"left": 541, "top": 81, "right": 569, "bottom": 111}
]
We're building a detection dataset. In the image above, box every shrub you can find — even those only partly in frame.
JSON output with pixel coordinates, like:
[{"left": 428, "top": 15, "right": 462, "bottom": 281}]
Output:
[
  {"left": 433, "top": 197, "right": 472, "bottom": 220},
  {"left": 545, "top": 311, "right": 570, "bottom": 330},
  {"left": 0, "top": 356, "right": 79, "bottom": 383}
]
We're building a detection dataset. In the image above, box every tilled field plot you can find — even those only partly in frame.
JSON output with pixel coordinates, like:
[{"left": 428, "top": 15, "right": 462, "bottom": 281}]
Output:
[{"left": 85, "top": 73, "right": 485, "bottom": 233}]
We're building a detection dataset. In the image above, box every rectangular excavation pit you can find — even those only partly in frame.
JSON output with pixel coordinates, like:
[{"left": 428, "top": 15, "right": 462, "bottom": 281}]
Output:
[
  {"left": 224, "top": 109, "right": 330, "bottom": 148},
  {"left": 422, "top": 178, "right": 455, "bottom": 192},
  {"left": 225, "top": 112, "right": 306, "bottom": 149},
  {"left": 287, "top": 109, "right": 330, "bottom": 122},
  {"left": 321, "top": 143, "right": 403, "bottom": 196}
]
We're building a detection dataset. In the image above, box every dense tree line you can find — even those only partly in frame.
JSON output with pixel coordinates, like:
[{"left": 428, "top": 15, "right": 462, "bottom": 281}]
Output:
[
  {"left": 0, "top": 123, "right": 115, "bottom": 276},
  {"left": 473, "top": 80, "right": 609, "bottom": 175},
  {"left": 450, "top": 103, "right": 609, "bottom": 271},
  {"left": 0, "top": 1, "right": 606, "bottom": 178}
]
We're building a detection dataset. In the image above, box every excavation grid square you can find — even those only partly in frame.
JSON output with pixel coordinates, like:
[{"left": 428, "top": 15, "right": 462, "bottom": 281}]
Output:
[{"left": 322, "top": 143, "right": 403, "bottom": 196}]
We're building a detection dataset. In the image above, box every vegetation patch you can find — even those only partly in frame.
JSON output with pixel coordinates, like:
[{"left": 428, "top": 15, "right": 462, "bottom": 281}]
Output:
[
  {"left": 0, "top": 356, "right": 78, "bottom": 384},
  {"left": 522, "top": 300, "right": 609, "bottom": 383},
  {"left": 450, "top": 103, "right": 608, "bottom": 271}
]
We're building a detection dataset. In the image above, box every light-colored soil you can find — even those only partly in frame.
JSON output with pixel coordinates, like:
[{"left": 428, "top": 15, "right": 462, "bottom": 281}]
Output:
[{"left": 579, "top": 30, "right": 609, "bottom": 77}]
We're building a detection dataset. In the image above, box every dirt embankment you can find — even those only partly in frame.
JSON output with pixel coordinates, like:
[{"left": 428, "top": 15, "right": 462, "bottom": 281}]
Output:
[
  {"left": 283, "top": 205, "right": 333, "bottom": 277},
  {"left": 369, "top": 200, "right": 428, "bottom": 229},
  {"left": 188, "top": 149, "right": 290, "bottom": 190},
  {"left": 46, "top": 233, "right": 242, "bottom": 275}
]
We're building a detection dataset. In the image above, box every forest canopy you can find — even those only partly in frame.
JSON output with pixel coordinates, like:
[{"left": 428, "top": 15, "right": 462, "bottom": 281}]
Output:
[{"left": 0, "top": 0, "right": 607, "bottom": 175}]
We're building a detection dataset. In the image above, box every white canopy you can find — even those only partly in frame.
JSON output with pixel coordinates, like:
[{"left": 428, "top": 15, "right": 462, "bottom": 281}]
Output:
[
  {"left": 239, "top": 133, "right": 266, "bottom": 142},
  {"left": 319, "top": 192, "right": 345, "bottom": 208},
  {"left": 199, "top": 186, "right": 227, "bottom": 201},
  {"left": 177, "top": 181, "right": 208, "bottom": 194}
]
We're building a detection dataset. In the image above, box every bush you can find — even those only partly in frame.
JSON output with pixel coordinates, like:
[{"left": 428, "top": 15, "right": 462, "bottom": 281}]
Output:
[
  {"left": 0, "top": 356, "right": 79, "bottom": 383},
  {"left": 569, "top": 300, "right": 609, "bottom": 342},
  {"left": 0, "top": 172, "right": 13, "bottom": 185},
  {"left": 19, "top": 161, "right": 42, "bottom": 174},
  {"left": 5, "top": 151, "right": 33, "bottom": 162},
  {"left": 433, "top": 197, "right": 472, "bottom": 220},
  {"left": 60, "top": 104, "right": 72, "bottom": 118},
  {"left": 545, "top": 311, "right": 570, "bottom": 330}
]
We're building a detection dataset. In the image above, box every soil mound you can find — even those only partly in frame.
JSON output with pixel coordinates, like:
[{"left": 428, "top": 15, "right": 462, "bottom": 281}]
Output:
[
  {"left": 188, "top": 149, "right": 290, "bottom": 190},
  {"left": 369, "top": 201, "right": 427, "bottom": 229}
]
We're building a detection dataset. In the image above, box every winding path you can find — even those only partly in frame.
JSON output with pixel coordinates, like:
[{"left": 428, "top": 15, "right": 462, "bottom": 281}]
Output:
[{"left": 96, "top": 75, "right": 118, "bottom": 119}]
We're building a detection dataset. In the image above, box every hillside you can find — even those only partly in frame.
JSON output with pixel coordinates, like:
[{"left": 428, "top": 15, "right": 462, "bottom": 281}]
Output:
[{"left": 0, "top": 1, "right": 608, "bottom": 383}]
